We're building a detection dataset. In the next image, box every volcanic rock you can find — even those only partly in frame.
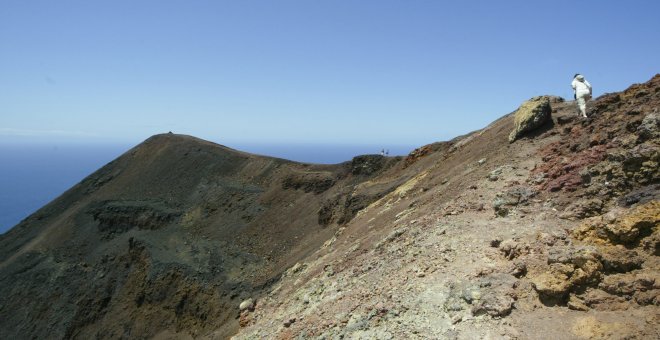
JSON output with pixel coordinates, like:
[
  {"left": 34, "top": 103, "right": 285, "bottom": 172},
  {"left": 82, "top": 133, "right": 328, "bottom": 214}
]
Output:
[
  {"left": 508, "top": 96, "right": 552, "bottom": 143},
  {"left": 2, "top": 75, "right": 659, "bottom": 340}
]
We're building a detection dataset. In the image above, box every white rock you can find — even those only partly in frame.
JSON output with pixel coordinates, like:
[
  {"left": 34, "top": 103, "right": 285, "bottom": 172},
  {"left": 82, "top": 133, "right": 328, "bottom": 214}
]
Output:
[{"left": 239, "top": 298, "right": 254, "bottom": 311}]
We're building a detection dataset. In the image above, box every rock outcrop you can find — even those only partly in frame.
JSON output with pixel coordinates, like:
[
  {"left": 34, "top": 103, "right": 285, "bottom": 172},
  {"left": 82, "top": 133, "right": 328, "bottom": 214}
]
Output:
[
  {"left": 529, "top": 201, "right": 659, "bottom": 310},
  {"left": 508, "top": 95, "right": 552, "bottom": 143}
]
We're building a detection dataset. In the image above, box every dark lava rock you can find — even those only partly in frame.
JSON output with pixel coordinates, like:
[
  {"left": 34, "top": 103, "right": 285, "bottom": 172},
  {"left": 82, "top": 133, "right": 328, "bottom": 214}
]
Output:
[
  {"left": 351, "top": 155, "right": 386, "bottom": 176},
  {"left": 283, "top": 172, "right": 335, "bottom": 194},
  {"left": 89, "top": 200, "right": 181, "bottom": 236}
]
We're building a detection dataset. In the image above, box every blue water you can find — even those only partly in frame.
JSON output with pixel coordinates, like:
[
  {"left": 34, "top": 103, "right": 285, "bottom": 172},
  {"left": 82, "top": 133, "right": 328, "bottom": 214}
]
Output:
[
  {"left": 0, "top": 142, "right": 415, "bottom": 234},
  {"left": 0, "top": 144, "right": 131, "bottom": 234}
]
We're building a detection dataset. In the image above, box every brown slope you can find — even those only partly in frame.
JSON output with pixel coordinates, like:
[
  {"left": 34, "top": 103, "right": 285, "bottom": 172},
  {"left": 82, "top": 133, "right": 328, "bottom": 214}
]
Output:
[
  {"left": 233, "top": 75, "right": 659, "bottom": 339},
  {"left": 0, "top": 133, "right": 411, "bottom": 339},
  {"left": 2, "top": 74, "right": 657, "bottom": 340}
]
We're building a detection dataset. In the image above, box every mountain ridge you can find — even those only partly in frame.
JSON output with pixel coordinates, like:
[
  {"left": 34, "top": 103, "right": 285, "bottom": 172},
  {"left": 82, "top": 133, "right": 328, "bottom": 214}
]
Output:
[
  {"left": 0, "top": 126, "right": 414, "bottom": 339},
  {"left": 1, "top": 74, "right": 658, "bottom": 339},
  {"left": 233, "top": 74, "right": 659, "bottom": 339}
]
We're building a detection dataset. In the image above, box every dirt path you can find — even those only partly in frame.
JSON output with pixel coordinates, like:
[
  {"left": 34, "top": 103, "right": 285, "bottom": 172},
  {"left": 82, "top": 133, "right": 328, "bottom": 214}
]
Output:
[{"left": 231, "top": 77, "right": 659, "bottom": 339}]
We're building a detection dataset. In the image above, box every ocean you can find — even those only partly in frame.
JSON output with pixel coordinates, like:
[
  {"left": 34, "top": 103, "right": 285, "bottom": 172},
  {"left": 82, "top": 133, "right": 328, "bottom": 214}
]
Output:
[
  {"left": 0, "top": 142, "right": 415, "bottom": 234},
  {"left": 0, "top": 144, "right": 130, "bottom": 234}
]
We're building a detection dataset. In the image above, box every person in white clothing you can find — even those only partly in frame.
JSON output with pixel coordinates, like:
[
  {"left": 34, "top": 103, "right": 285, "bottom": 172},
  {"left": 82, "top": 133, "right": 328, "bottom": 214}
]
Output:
[{"left": 571, "top": 73, "right": 592, "bottom": 117}]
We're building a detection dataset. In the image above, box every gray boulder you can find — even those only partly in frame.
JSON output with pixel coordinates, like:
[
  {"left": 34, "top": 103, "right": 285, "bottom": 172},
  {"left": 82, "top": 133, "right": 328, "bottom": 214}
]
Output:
[{"left": 637, "top": 112, "right": 659, "bottom": 142}]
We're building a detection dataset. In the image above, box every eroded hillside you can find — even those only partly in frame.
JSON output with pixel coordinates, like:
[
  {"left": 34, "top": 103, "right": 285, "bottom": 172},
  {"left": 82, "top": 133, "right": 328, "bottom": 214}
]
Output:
[
  {"left": 0, "top": 134, "right": 414, "bottom": 339},
  {"left": 232, "top": 75, "right": 659, "bottom": 340},
  {"left": 1, "top": 75, "right": 658, "bottom": 340}
]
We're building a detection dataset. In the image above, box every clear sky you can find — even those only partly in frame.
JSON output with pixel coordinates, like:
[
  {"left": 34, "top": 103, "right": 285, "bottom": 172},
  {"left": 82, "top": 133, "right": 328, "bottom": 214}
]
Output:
[{"left": 1, "top": 0, "right": 659, "bottom": 148}]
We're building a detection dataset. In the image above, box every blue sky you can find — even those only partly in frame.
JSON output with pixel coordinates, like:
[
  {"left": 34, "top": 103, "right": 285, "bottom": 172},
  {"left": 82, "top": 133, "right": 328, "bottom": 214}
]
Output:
[{"left": 1, "top": 0, "right": 659, "bottom": 147}]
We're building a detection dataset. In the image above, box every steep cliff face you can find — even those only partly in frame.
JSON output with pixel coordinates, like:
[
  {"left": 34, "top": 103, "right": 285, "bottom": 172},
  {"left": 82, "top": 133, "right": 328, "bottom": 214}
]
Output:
[{"left": 1, "top": 75, "right": 658, "bottom": 340}]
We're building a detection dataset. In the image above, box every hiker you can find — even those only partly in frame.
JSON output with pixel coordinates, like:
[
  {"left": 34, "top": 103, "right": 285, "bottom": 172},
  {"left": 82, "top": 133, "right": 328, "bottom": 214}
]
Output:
[{"left": 571, "top": 74, "right": 592, "bottom": 118}]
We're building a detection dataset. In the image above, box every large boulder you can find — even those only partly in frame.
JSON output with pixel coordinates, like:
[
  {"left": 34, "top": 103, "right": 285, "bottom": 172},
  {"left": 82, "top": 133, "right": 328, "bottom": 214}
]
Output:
[
  {"left": 637, "top": 112, "right": 660, "bottom": 142},
  {"left": 508, "top": 96, "right": 552, "bottom": 143}
]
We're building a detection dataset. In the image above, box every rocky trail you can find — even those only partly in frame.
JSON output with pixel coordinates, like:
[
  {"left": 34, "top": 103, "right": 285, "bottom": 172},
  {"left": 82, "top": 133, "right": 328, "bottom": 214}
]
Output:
[
  {"left": 232, "top": 75, "right": 659, "bottom": 340},
  {"left": 1, "top": 75, "right": 658, "bottom": 340}
]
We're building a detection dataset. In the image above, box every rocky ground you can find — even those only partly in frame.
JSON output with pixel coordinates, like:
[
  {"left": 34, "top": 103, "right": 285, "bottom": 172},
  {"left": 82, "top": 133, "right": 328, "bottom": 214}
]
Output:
[
  {"left": 0, "top": 134, "right": 408, "bottom": 339},
  {"left": 1, "top": 75, "right": 657, "bottom": 340},
  {"left": 230, "top": 75, "right": 659, "bottom": 340}
]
